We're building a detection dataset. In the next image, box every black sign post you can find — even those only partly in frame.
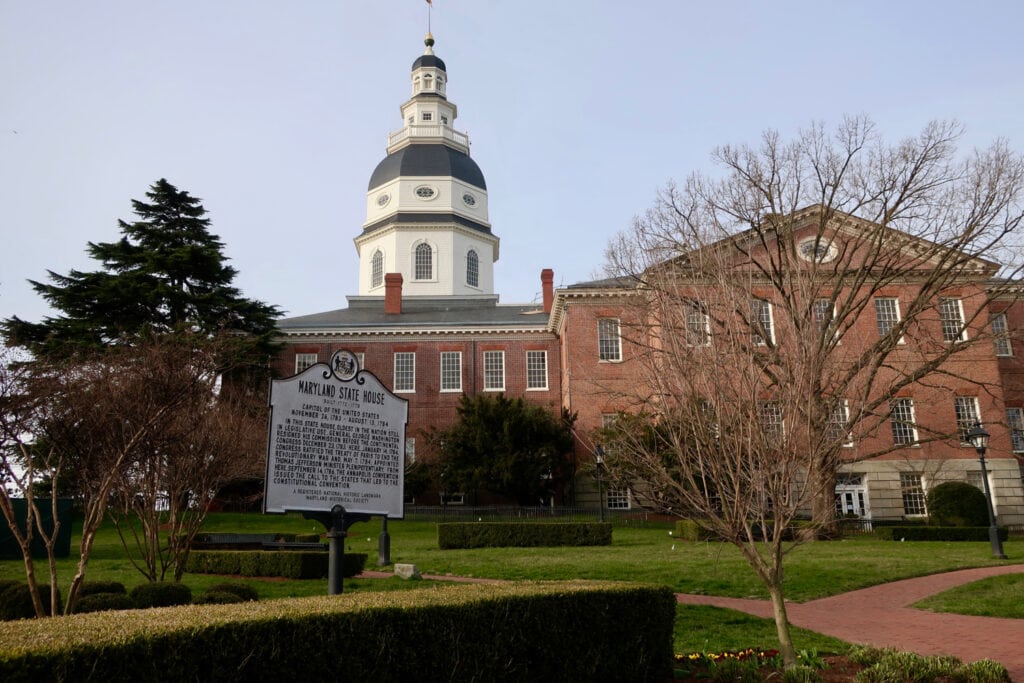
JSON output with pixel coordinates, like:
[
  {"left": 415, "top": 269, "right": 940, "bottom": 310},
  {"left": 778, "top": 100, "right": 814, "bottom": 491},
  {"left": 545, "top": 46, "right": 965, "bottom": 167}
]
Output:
[{"left": 302, "top": 505, "right": 370, "bottom": 594}]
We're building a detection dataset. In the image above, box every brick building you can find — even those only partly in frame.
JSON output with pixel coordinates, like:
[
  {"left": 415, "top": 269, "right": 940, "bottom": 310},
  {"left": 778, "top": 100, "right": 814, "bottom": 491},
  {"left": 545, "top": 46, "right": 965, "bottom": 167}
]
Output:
[{"left": 276, "top": 35, "right": 1024, "bottom": 525}]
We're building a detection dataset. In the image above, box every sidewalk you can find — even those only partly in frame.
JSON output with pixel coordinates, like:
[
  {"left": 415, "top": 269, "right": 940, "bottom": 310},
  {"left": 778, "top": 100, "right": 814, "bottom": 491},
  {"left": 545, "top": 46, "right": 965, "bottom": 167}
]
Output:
[{"left": 676, "top": 564, "right": 1024, "bottom": 680}]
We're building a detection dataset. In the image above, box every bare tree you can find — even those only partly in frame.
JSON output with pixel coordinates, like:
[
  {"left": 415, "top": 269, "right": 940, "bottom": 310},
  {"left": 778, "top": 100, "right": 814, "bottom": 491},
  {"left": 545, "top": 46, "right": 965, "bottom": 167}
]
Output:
[
  {"left": 599, "top": 117, "right": 1024, "bottom": 666},
  {"left": 109, "top": 336, "right": 266, "bottom": 581},
  {"left": 0, "top": 348, "right": 68, "bottom": 617}
]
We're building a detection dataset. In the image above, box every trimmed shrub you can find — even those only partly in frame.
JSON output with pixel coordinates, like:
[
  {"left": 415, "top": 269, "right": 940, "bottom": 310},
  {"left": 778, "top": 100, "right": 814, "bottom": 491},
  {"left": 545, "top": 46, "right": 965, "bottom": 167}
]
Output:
[
  {"left": 184, "top": 550, "right": 361, "bottom": 579},
  {"left": 79, "top": 581, "right": 127, "bottom": 597},
  {"left": 927, "top": 481, "right": 989, "bottom": 527},
  {"left": 294, "top": 533, "right": 321, "bottom": 543},
  {"left": 204, "top": 583, "right": 258, "bottom": 602},
  {"left": 0, "top": 582, "right": 674, "bottom": 682},
  {"left": 674, "top": 519, "right": 718, "bottom": 541},
  {"left": 437, "top": 522, "right": 612, "bottom": 549},
  {"left": 194, "top": 591, "right": 244, "bottom": 605},
  {"left": 0, "top": 583, "right": 61, "bottom": 620},
  {"left": 875, "top": 526, "right": 1008, "bottom": 542},
  {"left": 74, "top": 593, "right": 134, "bottom": 614},
  {"left": 130, "top": 582, "right": 192, "bottom": 609}
]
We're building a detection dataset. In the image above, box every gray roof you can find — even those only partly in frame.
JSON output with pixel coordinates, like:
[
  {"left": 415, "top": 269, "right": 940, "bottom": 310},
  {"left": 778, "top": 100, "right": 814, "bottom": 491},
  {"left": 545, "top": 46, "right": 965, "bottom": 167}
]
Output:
[
  {"left": 368, "top": 144, "right": 486, "bottom": 191},
  {"left": 277, "top": 296, "right": 550, "bottom": 334},
  {"left": 412, "top": 54, "right": 446, "bottom": 72}
]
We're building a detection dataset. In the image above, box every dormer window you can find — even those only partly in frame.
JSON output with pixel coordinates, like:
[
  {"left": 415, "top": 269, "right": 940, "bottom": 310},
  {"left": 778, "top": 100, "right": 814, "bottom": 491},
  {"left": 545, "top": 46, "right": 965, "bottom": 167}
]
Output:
[{"left": 423, "top": 73, "right": 433, "bottom": 90}]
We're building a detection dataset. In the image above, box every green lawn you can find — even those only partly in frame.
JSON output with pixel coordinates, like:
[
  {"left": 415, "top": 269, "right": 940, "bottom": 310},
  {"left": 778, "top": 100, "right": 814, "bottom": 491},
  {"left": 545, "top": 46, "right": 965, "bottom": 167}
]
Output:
[
  {"left": 913, "top": 573, "right": 1024, "bottom": 618},
  {"left": 2, "top": 512, "right": 1019, "bottom": 655}
]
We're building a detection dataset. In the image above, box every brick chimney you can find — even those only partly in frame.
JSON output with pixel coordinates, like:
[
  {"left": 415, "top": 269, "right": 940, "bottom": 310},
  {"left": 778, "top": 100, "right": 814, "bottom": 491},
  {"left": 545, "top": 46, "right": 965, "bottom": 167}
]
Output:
[
  {"left": 541, "top": 269, "right": 554, "bottom": 313},
  {"left": 384, "top": 273, "right": 403, "bottom": 314}
]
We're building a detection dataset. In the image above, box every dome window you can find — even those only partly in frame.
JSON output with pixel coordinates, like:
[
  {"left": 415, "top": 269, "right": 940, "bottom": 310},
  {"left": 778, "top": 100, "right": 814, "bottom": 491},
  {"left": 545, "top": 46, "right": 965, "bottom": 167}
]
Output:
[
  {"left": 376, "top": 193, "right": 391, "bottom": 207},
  {"left": 462, "top": 192, "right": 476, "bottom": 207},
  {"left": 414, "top": 243, "right": 433, "bottom": 280},
  {"left": 466, "top": 249, "right": 479, "bottom": 288},
  {"left": 415, "top": 185, "right": 437, "bottom": 200},
  {"left": 371, "top": 250, "right": 384, "bottom": 288}
]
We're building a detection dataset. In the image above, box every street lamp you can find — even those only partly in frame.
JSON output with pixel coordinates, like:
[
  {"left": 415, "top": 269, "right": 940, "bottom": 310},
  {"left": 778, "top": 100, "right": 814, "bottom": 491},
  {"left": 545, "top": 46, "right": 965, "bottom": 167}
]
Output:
[
  {"left": 594, "top": 445, "right": 605, "bottom": 523},
  {"left": 965, "top": 422, "right": 1007, "bottom": 559}
]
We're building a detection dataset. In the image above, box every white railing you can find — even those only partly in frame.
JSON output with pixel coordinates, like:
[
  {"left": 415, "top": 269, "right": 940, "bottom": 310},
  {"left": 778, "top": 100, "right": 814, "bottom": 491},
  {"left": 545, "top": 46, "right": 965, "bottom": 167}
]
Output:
[{"left": 387, "top": 125, "right": 470, "bottom": 151}]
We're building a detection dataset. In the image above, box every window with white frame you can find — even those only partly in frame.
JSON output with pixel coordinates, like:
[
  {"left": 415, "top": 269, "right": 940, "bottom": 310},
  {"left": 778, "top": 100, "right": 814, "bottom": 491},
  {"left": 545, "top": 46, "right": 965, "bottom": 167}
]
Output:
[
  {"left": 890, "top": 398, "right": 917, "bottom": 446},
  {"left": 354, "top": 352, "right": 365, "bottom": 371},
  {"left": 992, "top": 313, "right": 1013, "bottom": 356},
  {"left": 598, "top": 318, "right": 622, "bottom": 362},
  {"left": 939, "top": 297, "right": 967, "bottom": 342},
  {"left": 1007, "top": 407, "right": 1024, "bottom": 453},
  {"left": 758, "top": 401, "right": 784, "bottom": 439},
  {"left": 405, "top": 438, "right": 416, "bottom": 464},
  {"left": 466, "top": 249, "right": 479, "bottom": 288},
  {"left": 440, "top": 352, "right": 462, "bottom": 392},
  {"left": 751, "top": 299, "right": 774, "bottom": 345},
  {"left": 953, "top": 396, "right": 981, "bottom": 445},
  {"left": 827, "top": 399, "right": 854, "bottom": 447},
  {"left": 874, "top": 298, "right": 902, "bottom": 339},
  {"left": 394, "top": 352, "right": 415, "bottom": 393},
  {"left": 606, "top": 487, "right": 631, "bottom": 510},
  {"left": 526, "top": 350, "right": 548, "bottom": 390},
  {"left": 684, "top": 301, "right": 710, "bottom": 346},
  {"left": 601, "top": 413, "right": 618, "bottom": 429},
  {"left": 421, "top": 111, "right": 432, "bottom": 121},
  {"left": 899, "top": 472, "right": 927, "bottom": 516},
  {"left": 483, "top": 351, "right": 505, "bottom": 391},
  {"left": 813, "top": 298, "right": 838, "bottom": 342},
  {"left": 414, "top": 243, "right": 433, "bottom": 280},
  {"left": 295, "top": 353, "right": 318, "bottom": 374},
  {"left": 371, "top": 250, "right": 384, "bottom": 289}
]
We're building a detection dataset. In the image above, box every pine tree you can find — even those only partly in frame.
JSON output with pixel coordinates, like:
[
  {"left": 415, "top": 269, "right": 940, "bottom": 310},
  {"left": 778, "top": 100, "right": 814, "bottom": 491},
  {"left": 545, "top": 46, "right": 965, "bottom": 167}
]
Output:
[{"left": 3, "top": 179, "right": 280, "bottom": 363}]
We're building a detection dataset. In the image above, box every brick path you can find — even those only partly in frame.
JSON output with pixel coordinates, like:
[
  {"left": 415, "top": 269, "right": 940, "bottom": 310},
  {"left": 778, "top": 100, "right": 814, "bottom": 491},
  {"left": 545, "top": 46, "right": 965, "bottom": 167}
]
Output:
[{"left": 676, "top": 564, "right": 1024, "bottom": 680}]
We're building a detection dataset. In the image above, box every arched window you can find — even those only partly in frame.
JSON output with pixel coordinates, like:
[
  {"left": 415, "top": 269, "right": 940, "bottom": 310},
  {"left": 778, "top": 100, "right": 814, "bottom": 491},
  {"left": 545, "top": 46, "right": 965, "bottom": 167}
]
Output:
[
  {"left": 423, "top": 73, "right": 433, "bottom": 90},
  {"left": 466, "top": 249, "right": 479, "bottom": 288},
  {"left": 371, "top": 250, "right": 383, "bottom": 288},
  {"left": 414, "top": 243, "right": 433, "bottom": 280}
]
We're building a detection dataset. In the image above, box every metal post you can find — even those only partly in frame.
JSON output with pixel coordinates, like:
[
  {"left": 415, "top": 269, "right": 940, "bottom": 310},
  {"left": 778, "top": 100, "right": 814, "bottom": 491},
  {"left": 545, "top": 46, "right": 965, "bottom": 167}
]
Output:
[
  {"left": 595, "top": 446, "right": 605, "bottom": 523},
  {"left": 378, "top": 515, "right": 391, "bottom": 566},
  {"left": 326, "top": 504, "right": 347, "bottom": 594},
  {"left": 977, "top": 450, "right": 1007, "bottom": 559}
]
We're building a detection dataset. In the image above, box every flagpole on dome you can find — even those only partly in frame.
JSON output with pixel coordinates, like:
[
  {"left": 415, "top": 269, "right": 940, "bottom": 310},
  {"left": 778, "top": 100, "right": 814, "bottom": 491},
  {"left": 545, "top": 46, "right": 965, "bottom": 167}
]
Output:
[{"left": 426, "top": 0, "right": 432, "bottom": 34}]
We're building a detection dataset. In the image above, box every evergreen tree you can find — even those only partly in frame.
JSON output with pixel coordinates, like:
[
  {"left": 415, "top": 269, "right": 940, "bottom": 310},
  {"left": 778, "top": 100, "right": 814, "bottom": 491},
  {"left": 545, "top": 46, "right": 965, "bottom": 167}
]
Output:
[{"left": 2, "top": 179, "right": 280, "bottom": 363}]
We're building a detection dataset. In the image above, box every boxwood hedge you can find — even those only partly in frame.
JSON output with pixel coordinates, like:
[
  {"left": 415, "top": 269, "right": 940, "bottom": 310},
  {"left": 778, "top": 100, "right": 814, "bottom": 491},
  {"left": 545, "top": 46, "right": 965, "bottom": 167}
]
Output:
[
  {"left": 437, "top": 522, "right": 612, "bottom": 549},
  {"left": 0, "top": 581, "right": 674, "bottom": 682}
]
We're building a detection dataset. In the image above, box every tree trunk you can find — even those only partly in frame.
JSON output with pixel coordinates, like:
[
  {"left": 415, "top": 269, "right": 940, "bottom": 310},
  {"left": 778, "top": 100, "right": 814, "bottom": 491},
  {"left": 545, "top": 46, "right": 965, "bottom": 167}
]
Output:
[
  {"left": 767, "top": 582, "right": 798, "bottom": 668},
  {"left": 811, "top": 468, "right": 839, "bottom": 538}
]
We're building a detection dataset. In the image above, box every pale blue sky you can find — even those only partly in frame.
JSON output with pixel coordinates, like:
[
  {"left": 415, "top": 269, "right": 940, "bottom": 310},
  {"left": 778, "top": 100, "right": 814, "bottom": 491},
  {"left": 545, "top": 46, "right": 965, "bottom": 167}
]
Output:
[{"left": 2, "top": 1, "right": 1022, "bottom": 323}]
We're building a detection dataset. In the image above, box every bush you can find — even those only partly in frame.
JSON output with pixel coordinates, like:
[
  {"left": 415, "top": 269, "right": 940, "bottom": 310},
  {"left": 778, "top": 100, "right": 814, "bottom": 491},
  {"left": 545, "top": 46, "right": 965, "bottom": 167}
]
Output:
[
  {"left": 782, "top": 665, "right": 823, "bottom": 683},
  {"left": 437, "top": 522, "right": 612, "bottom": 549},
  {"left": 74, "top": 592, "right": 134, "bottom": 614},
  {"left": 0, "top": 582, "right": 675, "bottom": 682},
  {"left": 185, "top": 550, "right": 362, "bottom": 579},
  {"left": 674, "top": 519, "right": 718, "bottom": 541},
  {"left": 130, "top": 582, "right": 193, "bottom": 609},
  {"left": 194, "top": 590, "right": 244, "bottom": 605},
  {"left": 927, "top": 481, "right": 989, "bottom": 527},
  {"left": 957, "top": 659, "right": 1012, "bottom": 682},
  {"left": 875, "top": 526, "right": 1008, "bottom": 542},
  {"left": 78, "top": 581, "right": 127, "bottom": 596},
  {"left": 204, "top": 583, "right": 258, "bottom": 602},
  {"left": 0, "top": 583, "right": 61, "bottom": 620}
]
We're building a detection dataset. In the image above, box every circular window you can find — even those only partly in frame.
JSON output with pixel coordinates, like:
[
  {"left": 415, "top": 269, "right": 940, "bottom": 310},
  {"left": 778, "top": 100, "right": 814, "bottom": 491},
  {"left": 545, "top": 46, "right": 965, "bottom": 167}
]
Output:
[
  {"left": 376, "top": 193, "right": 391, "bottom": 207},
  {"left": 462, "top": 192, "right": 476, "bottom": 207},
  {"left": 798, "top": 238, "right": 838, "bottom": 263},
  {"left": 415, "top": 186, "right": 436, "bottom": 200}
]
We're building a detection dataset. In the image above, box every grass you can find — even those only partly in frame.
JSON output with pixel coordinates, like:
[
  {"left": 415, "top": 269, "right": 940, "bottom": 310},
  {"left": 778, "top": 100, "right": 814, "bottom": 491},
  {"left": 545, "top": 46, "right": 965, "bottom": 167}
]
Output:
[
  {"left": 1, "top": 512, "right": 1019, "bottom": 657},
  {"left": 913, "top": 573, "right": 1024, "bottom": 618}
]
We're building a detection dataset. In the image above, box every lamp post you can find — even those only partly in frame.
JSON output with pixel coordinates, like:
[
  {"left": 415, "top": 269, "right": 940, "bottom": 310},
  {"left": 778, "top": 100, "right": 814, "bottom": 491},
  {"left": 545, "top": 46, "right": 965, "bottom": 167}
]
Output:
[
  {"left": 594, "top": 445, "right": 605, "bottom": 523},
  {"left": 965, "top": 422, "right": 1007, "bottom": 559}
]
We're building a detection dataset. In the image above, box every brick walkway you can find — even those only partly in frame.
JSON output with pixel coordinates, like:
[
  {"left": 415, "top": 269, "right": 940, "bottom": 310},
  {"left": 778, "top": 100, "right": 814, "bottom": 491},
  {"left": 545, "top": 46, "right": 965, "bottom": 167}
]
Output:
[{"left": 676, "top": 564, "right": 1024, "bottom": 680}]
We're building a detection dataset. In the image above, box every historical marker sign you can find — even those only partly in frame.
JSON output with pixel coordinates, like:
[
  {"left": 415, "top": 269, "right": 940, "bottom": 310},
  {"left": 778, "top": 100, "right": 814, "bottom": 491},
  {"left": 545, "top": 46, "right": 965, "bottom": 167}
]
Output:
[{"left": 264, "top": 350, "right": 408, "bottom": 517}]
